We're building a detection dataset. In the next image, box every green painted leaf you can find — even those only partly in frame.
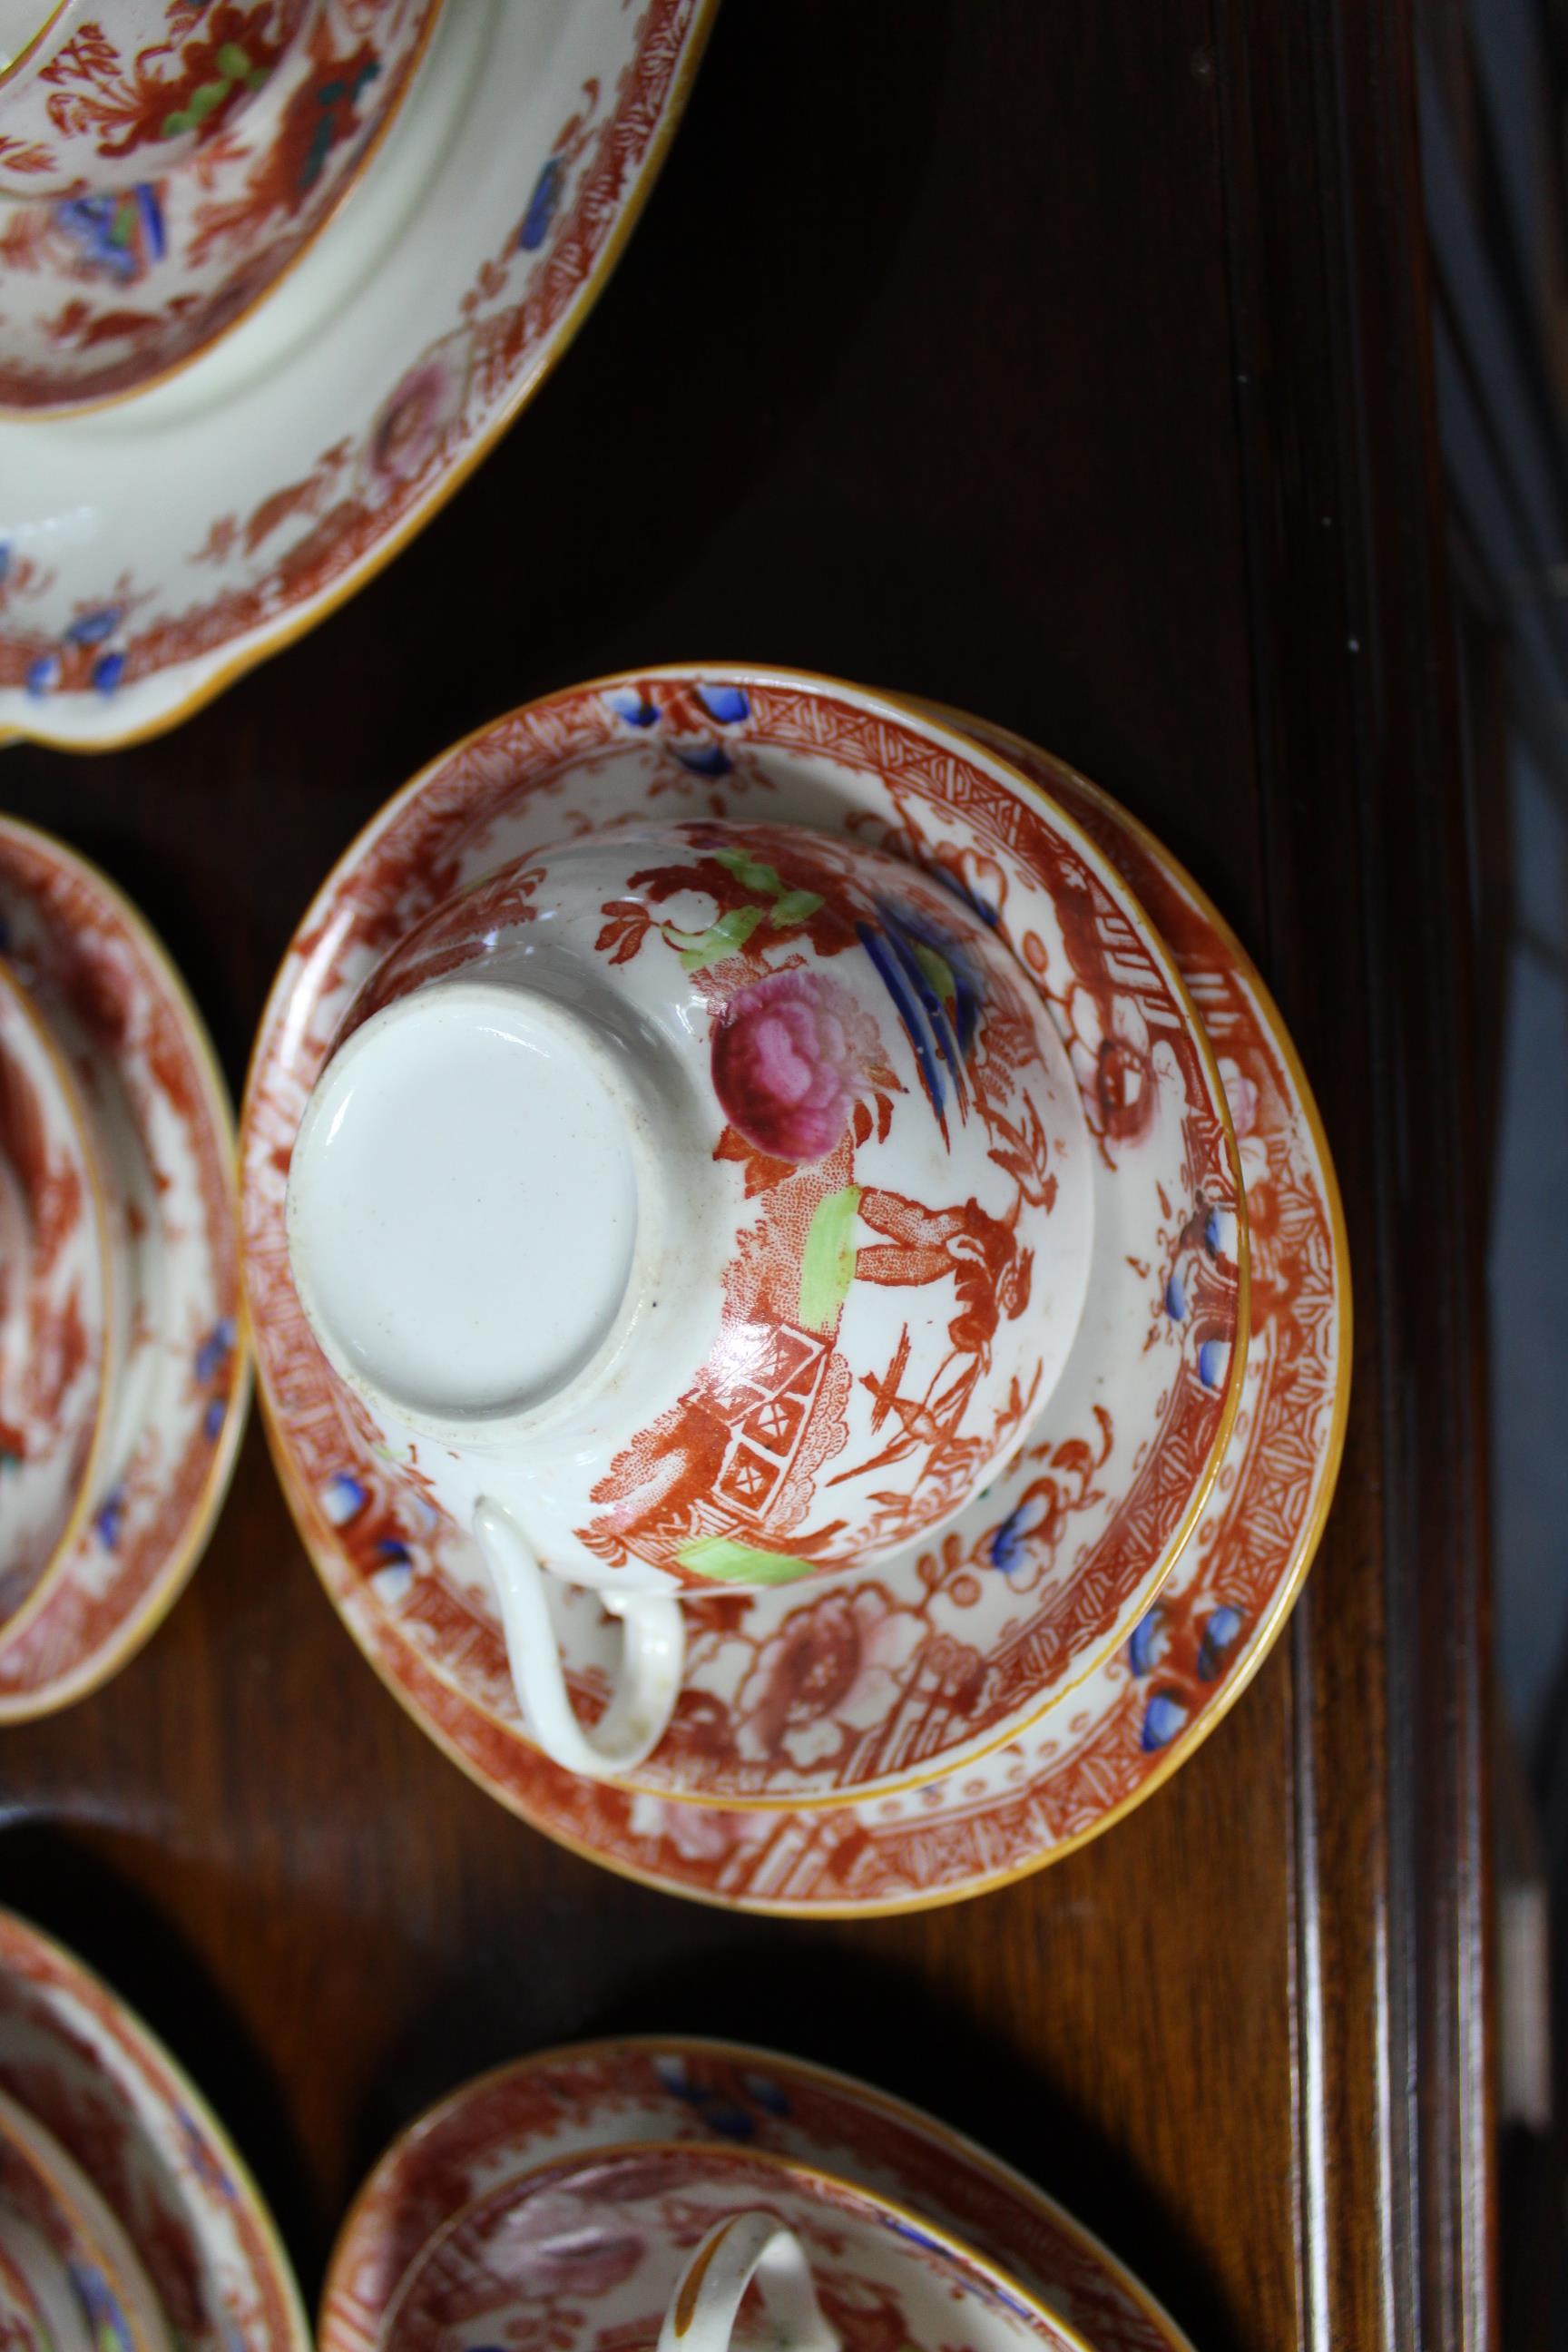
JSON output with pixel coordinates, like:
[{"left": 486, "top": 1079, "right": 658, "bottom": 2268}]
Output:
[
  {"left": 678, "top": 1535, "right": 821, "bottom": 1585},
  {"left": 186, "top": 78, "right": 230, "bottom": 122},
  {"left": 216, "top": 44, "right": 253, "bottom": 76},
  {"left": 768, "top": 888, "right": 824, "bottom": 927},
  {"left": 799, "top": 1183, "right": 862, "bottom": 1331},
  {"left": 670, "top": 904, "right": 765, "bottom": 970},
  {"left": 910, "top": 939, "right": 956, "bottom": 1004}
]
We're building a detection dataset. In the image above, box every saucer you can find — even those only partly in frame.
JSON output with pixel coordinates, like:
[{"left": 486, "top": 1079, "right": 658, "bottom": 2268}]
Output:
[
  {"left": 0, "top": 0, "right": 720, "bottom": 745},
  {"left": 242, "top": 671, "right": 1248, "bottom": 1813},
  {"left": 381, "top": 2142, "right": 1095, "bottom": 2352},
  {"left": 0, "top": 2086, "right": 168, "bottom": 2352},
  {"left": 0, "top": 956, "right": 113, "bottom": 1642},
  {"left": 0, "top": 818, "right": 247, "bottom": 1720},
  {"left": 0, "top": 1908, "right": 309, "bottom": 2352},
  {"left": 319, "top": 2037, "right": 1194, "bottom": 2352},
  {"left": 252, "top": 682, "right": 1343, "bottom": 1910}
]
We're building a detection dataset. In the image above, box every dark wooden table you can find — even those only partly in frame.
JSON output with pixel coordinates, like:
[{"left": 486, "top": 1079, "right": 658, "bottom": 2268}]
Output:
[{"left": 0, "top": 5, "right": 1496, "bottom": 2347}]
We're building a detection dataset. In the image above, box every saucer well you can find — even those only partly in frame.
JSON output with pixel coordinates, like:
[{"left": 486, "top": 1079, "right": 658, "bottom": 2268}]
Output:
[
  {"left": 250, "top": 682, "right": 1344, "bottom": 1911},
  {"left": 0, "top": 1909, "right": 309, "bottom": 2352},
  {"left": 242, "top": 671, "right": 1248, "bottom": 1818},
  {"left": 0, "top": 0, "right": 440, "bottom": 412},
  {"left": 319, "top": 2037, "right": 1193, "bottom": 2352},
  {"left": 0, "top": 0, "right": 719, "bottom": 746},
  {"left": 0, "top": 818, "right": 247, "bottom": 1720}
]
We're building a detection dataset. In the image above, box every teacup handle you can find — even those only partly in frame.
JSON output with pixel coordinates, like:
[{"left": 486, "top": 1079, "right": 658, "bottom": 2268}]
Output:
[
  {"left": 473, "top": 1498, "right": 685, "bottom": 1781},
  {"left": 659, "top": 2213, "right": 838, "bottom": 2352}
]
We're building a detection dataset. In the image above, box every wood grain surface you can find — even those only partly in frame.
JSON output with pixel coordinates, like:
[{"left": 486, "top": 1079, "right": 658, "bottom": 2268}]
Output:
[{"left": 0, "top": 5, "right": 1494, "bottom": 2347}]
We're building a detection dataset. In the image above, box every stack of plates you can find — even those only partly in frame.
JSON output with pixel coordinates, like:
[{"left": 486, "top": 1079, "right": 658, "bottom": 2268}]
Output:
[{"left": 0, "top": 1910, "right": 306, "bottom": 2352}]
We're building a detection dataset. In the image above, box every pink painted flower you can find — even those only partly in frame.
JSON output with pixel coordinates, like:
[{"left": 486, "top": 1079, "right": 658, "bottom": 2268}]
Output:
[
  {"left": 368, "top": 338, "right": 469, "bottom": 486},
  {"left": 732, "top": 1584, "right": 926, "bottom": 1769},
  {"left": 711, "top": 967, "right": 880, "bottom": 1163}
]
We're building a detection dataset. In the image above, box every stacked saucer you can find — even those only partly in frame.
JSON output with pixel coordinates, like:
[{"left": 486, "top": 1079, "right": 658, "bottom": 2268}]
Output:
[
  {"left": 320, "top": 2038, "right": 1195, "bottom": 2352},
  {"left": 240, "top": 667, "right": 1349, "bottom": 1913},
  {"left": 0, "top": 0, "right": 718, "bottom": 748},
  {"left": 0, "top": 816, "right": 247, "bottom": 1719},
  {"left": 0, "top": 1908, "right": 307, "bottom": 2352}
]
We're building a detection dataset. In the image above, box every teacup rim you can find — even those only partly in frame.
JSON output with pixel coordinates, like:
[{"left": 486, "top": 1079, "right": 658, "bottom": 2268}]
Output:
[
  {"left": 376, "top": 2133, "right": 1100, "bottom": 2352},
  {"left": 0, "top": 951, "right": 120, "bottom": 1647}
]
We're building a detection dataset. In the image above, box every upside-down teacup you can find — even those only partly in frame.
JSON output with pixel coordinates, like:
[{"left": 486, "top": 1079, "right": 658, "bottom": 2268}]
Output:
[{"left": 285, "top": 820, "right": 1096, "bottom": 1779}]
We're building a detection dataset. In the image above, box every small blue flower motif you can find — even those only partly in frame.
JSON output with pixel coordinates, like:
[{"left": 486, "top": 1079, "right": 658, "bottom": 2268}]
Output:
[
  {"left": 1196, "top": 1603, "right": 1243, "bottom": 1682},
  {"left": 694, "top": 682, "right": 750, "bottom": 725},
  {"left": 740, "top": 2069, "right": 789, "bottom": 2115},
  {"left": 673, "top": 742, "right": 732, "bottom": 777},
  {"left": 65, "top": 607, "right": 121, "bottom": 647},
  {"left": 194, "top": 1316, "right": 236, "bottom": 1387},
  {"left": 701, "top": 2103, "right": 756, "bottom": 2141},
  {"left": 1198, "top": 1338, "right": 1229, "bottom": 1390},
  {"left": 1164, "top": 1269, "right": 1187, "bottom": 1321},
  {"left": 92, "top": 651, "right": 126, "bottom": 695},
  {"left": 989, "top": 1490, "right": 1052, "bottom": 1573},
  {"left": 1127, "top": 1605, "right": 1171, "bottom": 1677},
  {"left": 94, "top": 1485, "right": 127, "bottom": 1552},
  {"left": 1141, "top": 1689, "right": 1190, "bottom": 1750},
  {"left": 604, "top": 685, "right": 661, "bottom": 728},
  {"left": 25, "top": 655, "right": 60, "bottom": 699},
  {"left": 519, "top": 153, "right": 564, "bottom": 250},
  {"left": 322, "top": 1470, "right": 368, "bottom": 1525}
]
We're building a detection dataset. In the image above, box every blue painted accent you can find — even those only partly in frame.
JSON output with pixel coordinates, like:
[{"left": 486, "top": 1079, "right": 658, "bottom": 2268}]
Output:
[
  {"left": 1196, "top": 1602, "right": 1244, "bottom": 1681},
  {"left": 65, "top": 607, "right": 120, "bottom": 646},
  {"left": 879, "top": 907, "right": 970, "bottom": 1111},
  {"left": 673, "top": 742, "right": 731, "bottom": 776},
  {"left": 93, "top": 651, "right": 125, "bottom": 694},
  {"left": 694, "top": 682, "right": 750, "bottom": 724},
  {"left": 653, "top": 2052, "right": 694, "bottom": 2093},
  {"left": 605, "top": 685, "right": 660, "bottom": 727},
  {"left": 701, "top": 2103, "right": 754, "bottom": 2140},
  {"left": 195, "top": 1318, "right": 235, "bottom": 1385},
  {"left": 323, "top": 1471, "right": 367, "bottom": 1524},
  {"left": 519, "top": 153, "right": 564, "bottom": 250},
  {"left": 1198, "top": 1338, "right": 1228, "bottom": 1389},
  {"left": 1164, "top": 1270, "right": 1187, "bottom": 1320},
  {"left": 1142, "top": 1689, "right": 1190, "bottom": 1749},
  {"left": 135, "top": 181, "right": 164, "bottom": 262},
  {"left": 740, "top": 2069, "right": 790, "bottom": 2113},
  {"left": 94, "top": 1485, "right": 126, "bottom": 1551},
  {"left": 1205, "top": 1205, "right": 1224, "bottom": 1254},
  {"left": 858, "top": 919, "right": 945, "bottom": 1115},
  {"left": 1128, "top": 1607, "right": 1167, "bottom": 1675},
  {"left": 0, "top": 545, "right": 9, "bottom": 586},
  {"left": 25, "top": 656, "right": 59, "bottom": 698},
  {"left": 376, "top": 1538, "right": 412, "bottom": 1566},
  {"left": 201, "top": 1396, "right": 225, "bottom": 1440}
]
